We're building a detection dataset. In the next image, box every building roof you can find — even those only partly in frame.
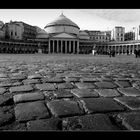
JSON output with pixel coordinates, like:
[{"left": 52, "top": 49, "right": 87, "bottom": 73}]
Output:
[{"left": 44, "top": 13, "right": 80, "bottom": 29}]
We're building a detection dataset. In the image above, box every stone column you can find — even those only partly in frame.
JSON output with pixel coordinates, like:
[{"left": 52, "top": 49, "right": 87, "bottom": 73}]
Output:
[
  {"left": 132, "top": 45, "right": 134, "bottom": 54},
  {"left": 69, "top": 41, "right": 71, "bottom": 53},
  {"left": 52, "top": 40, "right": 54, "bottom": 53},
  {"left": 61, "top": 40, "right": 63, "bottom": 53},
  {"left": 57, "top": 40, "right": 59, "bottom": 53},
  {"left": 48, "top": 40, "right": 50, "bottom": 54},
  {"left": 77, "top": 41, "right": 79, "bottom": 54},
  {"left": 73, "top": 41, "right": 75, "bottom": 54},
  {"left": 65, "top": 40, "right": 67, "bottom": 54}
]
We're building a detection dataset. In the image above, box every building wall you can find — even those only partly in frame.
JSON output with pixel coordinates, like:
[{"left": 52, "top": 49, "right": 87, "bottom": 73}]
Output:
[
  {"left": 112, "top": 26, "right": 125, "bottom": 41},
  {"left": 124, "top": 32, "right": 135, "bottom": 41},
  {"left": 13, "top": 22, "right": 37, "bottom": 40},
  {"left": 5, "top": 23, "right": 23, "bottom": 40},
  {"left": 85, "top": 30, "right": 111, "bottom": 42}
]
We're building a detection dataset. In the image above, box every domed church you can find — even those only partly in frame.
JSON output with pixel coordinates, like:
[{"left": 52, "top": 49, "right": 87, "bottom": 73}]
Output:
[{"left": 35, "top": 13, "right": 94, "bottom": 54}]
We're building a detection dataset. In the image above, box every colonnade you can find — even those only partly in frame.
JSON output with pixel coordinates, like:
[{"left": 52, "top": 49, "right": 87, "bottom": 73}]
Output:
[
  {"left": 96, "top": 44, "right": 140, "bottom": 55},
  {"left": 48, "top": 40, "right": 79, "bottom": 54}
]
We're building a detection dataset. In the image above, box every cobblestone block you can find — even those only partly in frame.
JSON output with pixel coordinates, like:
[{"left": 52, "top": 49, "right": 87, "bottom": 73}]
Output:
[
  {"left": 95, "top": 89, "right": 121, "bottom": 97},
  {"left": 12, "top": 82, "right": 22, "bottom": 86},
  {"left": 15, "top": 101, "right": 50, "bottom": 122},
  {"left": 41, "top": 77, "right": 64, "bottom": 83},
  {"left": 64, "top": 77, "right": 80, "bottom": 82},
  {"left": 36, "top": 83, "right": 56, "bottom": 91},
  {"left": 62, "top": 114, "right": 120, "bottom": 130},
  {"left": 118, "top": 87, "right": 140, "bottom": 97},
  {"left": 94, "top": 82, "right": 118, "bottom": 89},
  {"left": 80, "top": 77, "right": 99, "bottom": 83},
  {"left": 57, "top": 83, "right": 75, "bottom": 89},
  {"left": 23, "top": 79, "right": 40, "bottom": 85},
  {"left": 0, "top": 88, "right": 6, "bottom": 94},
  {"left": 27, "top": 118, "right": 62, "bottom": 130},
  {"left": 114, "top": 96, "right": 140, "bottom": 110},
  {"left": 0, "top": 112, "right": 14, "bottom": 127},
  {"left": 75, "top": 82, "right": 97, "bottom": 89},
  {"left": 117, "top": 112, "right": 140, "bottom": 130},
  {"left": 54, "top": 89, "right": 73, "bottom": 98},
  {"left": 81, "top": 97, "right": 124, "bottom": 113},
  {"left": 115, "top": 80, "right": 132, "bottom": 88},
  {"left": 71, "top": 88, "right": 99, "bottom": 98},
  {"left": 28, "top": 74, "right": 42, "bottom": 79},
  {"left": 0, "top": 82, "right": 12, "bottom": 87},
  {"left": 13, "top": 92, "right": 45, "bottom": 103},
  {"left": 46, "top": 99, "right": 83, "bottom": 117},
  {"left": 0, "top": 95, "right": 12, "bottom": 106},
  {"left": 9, "top": 85, "right": 33, "bottom": 93},
  {"left": 0, "top": 122, "right": 27, "bottom": 130},
  {"left": 10, "top": 75, "right": 27, "bottom": 81}
]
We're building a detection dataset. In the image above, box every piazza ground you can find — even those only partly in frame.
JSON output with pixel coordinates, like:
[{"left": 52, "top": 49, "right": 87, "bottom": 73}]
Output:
[{"left": 1, "top": 54, "right": 140, "bottom": 131}]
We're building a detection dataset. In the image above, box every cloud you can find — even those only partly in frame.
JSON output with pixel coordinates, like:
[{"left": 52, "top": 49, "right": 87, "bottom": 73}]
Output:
[{"left": 81, "top": 9, "right": 140, "bottom": 23}]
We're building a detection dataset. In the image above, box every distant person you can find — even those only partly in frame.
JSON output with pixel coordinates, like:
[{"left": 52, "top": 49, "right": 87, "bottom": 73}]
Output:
[
  {"left": 127, "top": 50, "right": 129, "bottom": 55},
  {"left": 134, "top": 49, "right": 138, "bottom": 58}
]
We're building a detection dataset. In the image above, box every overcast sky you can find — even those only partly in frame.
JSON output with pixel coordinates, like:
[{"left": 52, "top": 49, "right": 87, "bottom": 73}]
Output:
[{"left": 0, "top": 9, "right": 140, "bottom": 32}]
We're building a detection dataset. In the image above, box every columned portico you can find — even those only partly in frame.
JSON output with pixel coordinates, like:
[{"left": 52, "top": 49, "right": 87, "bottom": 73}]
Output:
[{"left": 48, "top": 39, "right": 79, "bottom": 54}]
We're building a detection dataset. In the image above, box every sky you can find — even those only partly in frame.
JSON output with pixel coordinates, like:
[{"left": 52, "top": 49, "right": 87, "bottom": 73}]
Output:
[{"left": 0, "top": 9, "right": 140, "bottom": 32}]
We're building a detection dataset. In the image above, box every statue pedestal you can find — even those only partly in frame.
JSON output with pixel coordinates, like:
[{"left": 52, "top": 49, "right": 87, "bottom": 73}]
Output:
[{"left": 38, "top": 48, "right": 42, "bottom": 53}]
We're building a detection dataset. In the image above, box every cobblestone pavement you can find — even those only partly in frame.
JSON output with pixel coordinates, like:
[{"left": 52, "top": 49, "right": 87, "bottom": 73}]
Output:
[{"left": 1, "top": 54, "right": 140, "bottom": 131}]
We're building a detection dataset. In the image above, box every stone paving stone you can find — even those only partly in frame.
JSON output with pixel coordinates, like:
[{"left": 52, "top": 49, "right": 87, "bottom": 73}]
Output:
[
  {"left": 0, "top": 82, "right": 12, "bottom": 87},
  {"left": 43, "top": 91, "right": 56, "bottom": 101},
  {"left": 0, "top": 73, "right": 8, "bottom": 78},
  {"left": 41, "top": 77, "right": 64, "bottom": 83},
  {"left": 94, "top": 82, "right": 118, "bottom": 89},
  {"left": 27, "top": 117, "right": 62, "bottom": 130},
  {"left": 28, "top": 74, "right": 42, "bottom": 79},
  {"left": 0, "top": 121, "right": 27, "bottom": 130},
  {"left": 10, "top": 75, "right": 27, "bottom": 81},
  {"left": 95, "top": 89, "right": 121, "bottom": 97},
  {"left": 13, "top": 92, "right": 45, "bottom": 103},
  {"left": 0, "top": 95, "right": 12, "bottom": 106},
  {"left": 0, "top": 112, "right": 14, "bottom": 127},
  {"left": 12, "top": 82, "right": 22, "bottom": 86},
  {"left": 81, "top": 97, "right": 124, "bottom": 113},
  {"left": 0, "top": 88, "right": 6, "bottom": 94},
  {"left": 118, "top": 87, "right": 140, "bottom": 97},
  {"left": 23, "top": 79, "right": 40, "bottom": 85},
  {"left": 57, "top": 83, "right": 75, "bottom": 89},
  {"left": 46, "top": 99, "right": 83, "bottom": 117},
  {"left": 9, "top": 85, "right": 33, "bottom": 93},
  {"left": 15, "top": 101, "right": 50, "bottom": 122},
  {"left": 75, "top": 82, "right": 97, "bottom": 89},
  {"left": 80, "top": 77, "right": 99, "bottom": 83},
  {"left": 62, "top": 114, "right": 120, "bottom": 130},
  {"left": 36, "top": 83, "right": 56, "bottom": 91},
  {"left": 71, "top": 88, "right": 99, "bottom": 98},
  {"left": 117, "top": 112, "right": 140, "bottom": 130},
  {"left": 64, "top": 77, "right": 80, "bottom": 82},
  {"left": 54, "top": 89, "right": 73, "bottom": 98},
  {"left": 114, "top": 96, "right": 140, "bottom": 110},
  {"left": 115, "top": 80, "right": 132, "bottom": 88}
]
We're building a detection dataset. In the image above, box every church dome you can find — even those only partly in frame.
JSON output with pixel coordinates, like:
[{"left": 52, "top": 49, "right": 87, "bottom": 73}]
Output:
[
  {"left": 36, "top": 29, "right": 49, "bottom": 39},
  {"left": 79, "top": 30, "right": 90, "bottom": 40},
  {"left": 44, "top": 13, "right": 80, "bottom": 35}
]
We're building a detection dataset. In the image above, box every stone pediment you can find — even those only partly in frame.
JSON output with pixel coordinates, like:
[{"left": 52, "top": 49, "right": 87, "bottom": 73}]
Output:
[{"left": 52, "top": 33, "right": 76, "bottom": 38}]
